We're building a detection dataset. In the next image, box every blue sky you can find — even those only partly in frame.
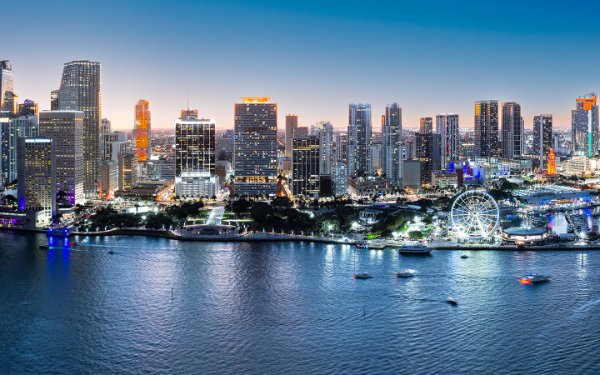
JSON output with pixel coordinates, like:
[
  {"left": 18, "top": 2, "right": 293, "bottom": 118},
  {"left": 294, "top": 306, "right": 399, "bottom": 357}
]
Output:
[{"left": 4, "top": 0, "right": 600, "bottom": 130}]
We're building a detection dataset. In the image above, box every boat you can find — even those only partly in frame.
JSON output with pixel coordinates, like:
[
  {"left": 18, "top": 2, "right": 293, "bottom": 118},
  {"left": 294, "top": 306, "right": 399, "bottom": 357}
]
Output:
[
  {"left": 367, "top": 241, "right": 387, "bottom": 250},
  {"left": 394, "top": 269, "right": 416, "bottom": 278},
  {"left": 519, "top": 273, "right": 550, "bottom": 285},
  {"left": 39, "top": 244, "right": 50, "bottom": 250},
  {"left": 446, "top": 297, "right": 458, "bottom": 306},
  {"left": 460, "top": 254, "right": 469, "bottom": 259},
  {"left": 355, "top": 241, "right": 369, "bottom": 249},
  {"left": 353, "top": 273, "right": 373, "bottom": 280},
  {"left": 398, "top": 244, "right": 432, "bottom": 255},
  {"left": 108, "top": 250, "right": 115, "bottom": 255}
]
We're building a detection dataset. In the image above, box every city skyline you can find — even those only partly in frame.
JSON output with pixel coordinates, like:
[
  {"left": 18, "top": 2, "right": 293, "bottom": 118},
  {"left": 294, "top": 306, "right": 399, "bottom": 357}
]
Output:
[{"left": 4, "top": 1, "right": 600, "bottom": 130}]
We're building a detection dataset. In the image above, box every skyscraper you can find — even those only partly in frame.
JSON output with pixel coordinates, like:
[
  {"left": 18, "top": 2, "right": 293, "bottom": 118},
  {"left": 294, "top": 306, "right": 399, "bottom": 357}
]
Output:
[
  {"left": 50, "top": 90, "right": 59, "bottom": 110},
  {"left": 285, "top": 114, "right": 298, "bottom": 159},
  {"left": 572, "top": 93, "right": 598, "bottom": 157},
  {"left": 474, "top": 100, "right": 500, "bottom": 157},
  {"left": 292, "top": 134, "right": 320, "bottom": 196},
  {"left": 175, "top": 110, "right": 215, "bottom": 176},
  {"left": 17, "top": 138, "right": 56, "bottom": 225},
  {"left": 1, "top": 115, "right": 39, "bottom": 186},
  {"left": 348, "top": 104, "right": 372, "bottom": 176},
  {"left": 501, "top": 102, "right": 523, "bottom": 158},
  {"left": 175, "top": 110, "right": 217, "bottom": 198},
  {"left": 311, "top": 121, "right": 334, "bottom": 176},
  {"left": 533, "top": 114, "right": 553, "bottom": 168},
  {"left": 58, "top": 60, "right": 101, "bottom": 198},
  {"left": 100, "top": 118, "right": 112, "bottom": 161},
  {"left": 38, "top": 111, "right": 84, "bottom": 205},
  {"left": 419, "top": 117, "right": 433, "bottom": 134},
  {"left": 134, "top": 99, "right": 151, "bottom": 162},
  {"left": 416, "top": 131, "right": 441, "bottom": 186},
  {"left": 436, "top": 114, "right": 459, "bottom": 169},
  {"left": 382, "top": 103, "right": 403, "bottom": 186},
  {"left": 233, "top": 97, "right": 278, "bottom": 196},
  {"left": 0, "top": 61, "right": 14, "bottom": 111}
]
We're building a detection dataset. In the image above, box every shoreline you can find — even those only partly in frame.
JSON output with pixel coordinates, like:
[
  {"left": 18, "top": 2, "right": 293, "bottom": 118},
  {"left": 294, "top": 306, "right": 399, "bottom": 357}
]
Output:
[{"left": 4, "top": 226, "right": 600, "bottom": 251}]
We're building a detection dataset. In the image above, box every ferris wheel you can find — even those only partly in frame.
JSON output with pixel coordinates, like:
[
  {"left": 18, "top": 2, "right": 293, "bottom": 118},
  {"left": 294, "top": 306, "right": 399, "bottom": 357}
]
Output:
[{"left": 450, "top": 190, "right": 499, "bottom": 239}]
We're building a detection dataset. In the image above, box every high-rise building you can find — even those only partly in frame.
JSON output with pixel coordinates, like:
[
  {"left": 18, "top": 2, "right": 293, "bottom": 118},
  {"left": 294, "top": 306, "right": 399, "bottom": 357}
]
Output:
[
  {"left": 572, "top": 93, "right": 598, "bottom": 157},
  {"left": 370, "top": 142, "right": 383, "bottom": 173},
  {"left": 17, "top": 138, "right": 56, "bottom": 225},
  {"left": 175, "top": 111, "right": 215, "bottom": 176},
  {"left": 474, "top": 100, "right": 500, "bottom": 157},
  {"left": 533, "top": 114, "right": 553, "bottom": 168},
  {"left": 18, "top": 99, "right": 38, "bottom": 117},
  {"left": 416, "top": 132, "right": 441, "bottom": 186},
  {"left": 332, "top": 162, "right": 348, "bottom": 196},
  {"left": 311, "top": 121, "right": 334, "bottom": 176},
  {"left": 292, "top": 135, "right": 320, "bottom": 196},
  {"left": 100, "top": 118, "right": 112, "bottom": 161},
  {"left": 382, "top": 103, "right": 403, "bottom": 186},
  {"left": 216, "top": 129, "right": 234, "bottom": 161},
  {"left": 501, "top": 102, "right": 523, "bottom": 158},
  {"left": 38, "top": 111, "right": 84, "bottom": 205},
  {"left": 2, "top": 91, "right": 18, "bottom": 114},
  {"left": 175, "top": 110, "right": 217, "bottom": 198},
  {"left": 335, "top": 133, "right": 348, "bottom": 163},
  {"left": 547, "top": 148, "right": 556, "bottom": 176},
  {"left": 436, "top": 114, "right": 459, "bottom": 170},
  {"left": 233, "top": 97, "right": 278, "bottom": 196},
  {"left": 1, "top": 115, "right": 39, "bottom": 186},
  {"left": 348, "top": 104, "right": 372, "bottom": 176},
  {"left": 134, "top": 99, "right": 151, "bottom": 162},
  {"left": 285, "top": 114, "right": 298, "bottom": 159},
  {"left": 50, "top": 90, "right": 59, "bottom": 110},
  {"left": 118, "top": 152, "right": 138, "bottom": 191},
  {"left": 100, "top": 160, "right": 117, "bottom": 198},
  {"left": 0, "top": 61, "right": 14, "bottom": 111},
  {"left": 58, "top": 60, "right": 101, "bottom": 198},
  {"left": 419, "top": 117, "right": 433, "bottom": 134}
]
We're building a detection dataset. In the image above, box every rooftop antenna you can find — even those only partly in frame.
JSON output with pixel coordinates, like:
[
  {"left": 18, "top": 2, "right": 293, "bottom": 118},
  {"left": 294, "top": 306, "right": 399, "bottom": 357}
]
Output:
[{"left": 186, "top": 90, "right": 190, "bottom": 111}]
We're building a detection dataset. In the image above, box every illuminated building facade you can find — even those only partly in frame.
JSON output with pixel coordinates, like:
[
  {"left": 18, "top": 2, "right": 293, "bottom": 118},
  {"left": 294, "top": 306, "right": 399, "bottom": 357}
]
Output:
[
  {"left": 348, "top": 104, "right": 372, "bottom": 176},
  {"left": 547, "top": 148, "right": 556, "bottom": 176},
  {"left": 58, "top": 60, "right": 101, "bottom": 198},
  {"left": 17, "top": 138, "right": 56, "bottom": 225},
  {"left": 501, "top": 102, "right": 523, "bottom": 158},
  {"left": 474, "top": 100, "right": 500, "bottom": 157},
  {"left": 234, "top": 97, "right": 278, "bottom": 196},
  {"left": 416, "top": 132, "right": 441, "bottom": 185},
  {"left": 175, "top": 110, "right": 216, "bottom": 197},
  {"left": 38, "top": 111, "right": 84, "bottom": 205},
  {"left": 533, "top": 114, "right": 552, "bottom": 168},
  {"left": 382, "top": 103, "right": 403, "bottom": 186},
  {"left": 436, "top": 113, "right": 459, "bottom": 170},
  {"left": 134, "top": 99, "right": 151, "bottom": 161},
  {"left": 1, "top": 115, "right": 39, "bottom": 186},
  {"left": 572, "top": 93, "right": 598, "bottom": 157},
  {"left": 292, "top": 135, "right": 320, "bottom": 196}
]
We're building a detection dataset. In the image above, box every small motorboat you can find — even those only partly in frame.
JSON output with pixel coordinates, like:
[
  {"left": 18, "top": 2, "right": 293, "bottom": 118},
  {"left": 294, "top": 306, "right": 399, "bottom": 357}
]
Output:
[
  {"left": 108, "top": 250, "right": 116, "bottom": 255},
  {"left": 394, "top": 269, "right": 416, "bottom": 278},
  {"left": 353, "top": 273, "right": 373, "bottom": 280},
  {"left": 446, "top": 297, "right": 458, "bottom": 306},
  {"left": 460, "top": 255, "right": 469, "bottom": 259},
  {"left": 39, "top": 244, "right": 50, "bottom": 250},
  {"left": 519, "top": 274, "right": 550, "bottom": 285}
]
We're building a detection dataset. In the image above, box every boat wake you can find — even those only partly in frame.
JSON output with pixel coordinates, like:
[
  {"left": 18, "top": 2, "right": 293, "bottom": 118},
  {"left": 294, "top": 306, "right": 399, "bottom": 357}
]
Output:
[{"left": 571, "top": 297, "right": 600, "bottom": 320}]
